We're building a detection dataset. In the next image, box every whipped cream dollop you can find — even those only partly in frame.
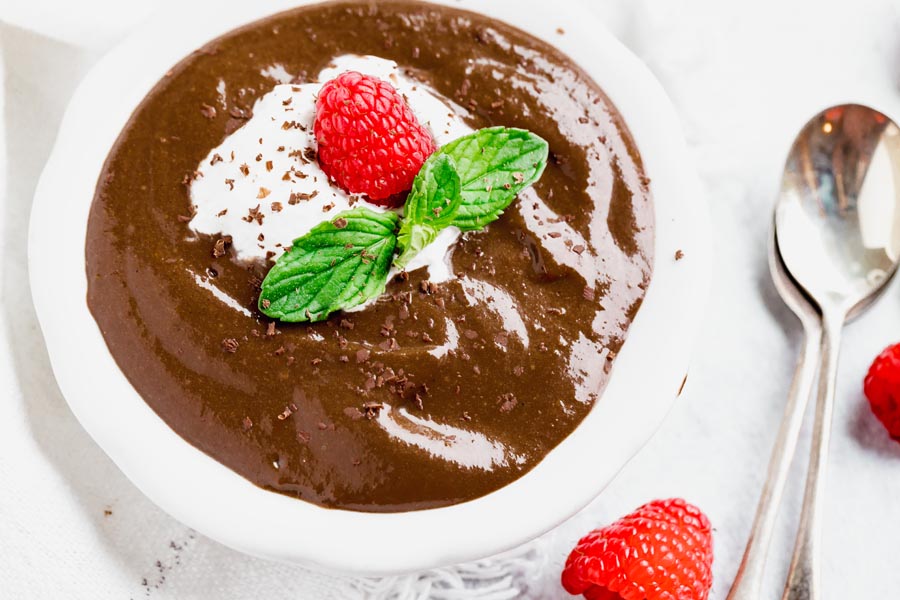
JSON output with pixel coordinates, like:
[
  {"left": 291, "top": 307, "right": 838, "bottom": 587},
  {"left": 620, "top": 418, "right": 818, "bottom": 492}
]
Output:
[{"left": 189, "top": 55, "right": 473, "bottom": 283}]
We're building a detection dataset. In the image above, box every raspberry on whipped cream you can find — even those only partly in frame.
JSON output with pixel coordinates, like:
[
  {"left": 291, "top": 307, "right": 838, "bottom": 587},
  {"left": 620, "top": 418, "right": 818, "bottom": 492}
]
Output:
[{"left": 188, "top": 55, "right": 473, "bottom": 283}]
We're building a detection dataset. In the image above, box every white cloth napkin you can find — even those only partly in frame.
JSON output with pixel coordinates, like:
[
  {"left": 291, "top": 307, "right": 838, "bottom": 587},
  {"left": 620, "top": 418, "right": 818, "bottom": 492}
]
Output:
[{"left": 3, "top": 1, "right": 900, "bottom": 598}]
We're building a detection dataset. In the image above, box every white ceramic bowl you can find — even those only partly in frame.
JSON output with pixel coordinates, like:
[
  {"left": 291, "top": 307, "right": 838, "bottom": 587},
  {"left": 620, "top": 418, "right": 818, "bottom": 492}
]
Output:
[{"left": 29, "top": 0, "right": 710, "bottom": 575}]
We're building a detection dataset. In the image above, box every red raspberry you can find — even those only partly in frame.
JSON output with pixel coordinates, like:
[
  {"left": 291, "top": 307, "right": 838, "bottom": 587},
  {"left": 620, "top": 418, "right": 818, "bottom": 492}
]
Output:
[
  {"left": 314, "top": 71, "right": 436, "bottom": 207},
  {"left": 864, "top": 343, "right": 900, "bottom": 442},
  {"left": 562, "top": 498, "right": 713, "bottom": 600}
]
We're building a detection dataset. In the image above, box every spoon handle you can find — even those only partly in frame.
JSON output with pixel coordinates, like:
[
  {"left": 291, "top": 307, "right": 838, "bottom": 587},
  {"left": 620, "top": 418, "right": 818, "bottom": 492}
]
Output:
[
  {"left": 726, "top": 319, "right": 822, "bottom": 600},
  {"left": 782, "top": 313, "right": 844, "bottom": 600}
]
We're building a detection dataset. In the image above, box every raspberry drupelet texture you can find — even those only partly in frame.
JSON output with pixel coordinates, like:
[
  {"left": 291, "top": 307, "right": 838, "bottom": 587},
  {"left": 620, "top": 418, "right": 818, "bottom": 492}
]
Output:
[
  {"left": 314, "top": 71, "right": 437, "bottom": 207},
  {"left": 562, "top": 498, "right": 714, "bottom": 600},
  {"left": 864, "top": 343, "right": 900, "bottom": 442}
]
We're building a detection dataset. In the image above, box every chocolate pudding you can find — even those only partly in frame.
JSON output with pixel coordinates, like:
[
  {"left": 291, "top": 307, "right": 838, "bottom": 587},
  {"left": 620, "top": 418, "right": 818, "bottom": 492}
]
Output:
[{"left": 86, "top": 0, "right": 654, "bottom": 512}]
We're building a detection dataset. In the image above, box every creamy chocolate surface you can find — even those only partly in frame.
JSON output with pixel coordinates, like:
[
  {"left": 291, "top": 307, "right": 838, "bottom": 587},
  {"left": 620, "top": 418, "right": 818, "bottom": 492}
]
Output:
[{"left": 86, "top": 0, "right": 654, "bottom": 512}]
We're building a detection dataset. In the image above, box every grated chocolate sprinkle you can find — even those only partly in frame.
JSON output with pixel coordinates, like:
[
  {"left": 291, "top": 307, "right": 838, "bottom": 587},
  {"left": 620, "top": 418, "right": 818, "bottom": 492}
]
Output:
[{"left": 200, "top": 103, "right": 217, "bottom": 119}]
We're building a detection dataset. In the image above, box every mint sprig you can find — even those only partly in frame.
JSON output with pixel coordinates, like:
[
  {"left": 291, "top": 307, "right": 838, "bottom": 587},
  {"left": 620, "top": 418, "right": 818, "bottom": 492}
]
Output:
[
  {"left": 258, "top": 208, "right": 398, "bottom": 322},
  {"left": 258, "top": 127, "right": 548, "bottom": 323},
  {"left": 395, "top": 154, "right": 462, "bottom": 268}
]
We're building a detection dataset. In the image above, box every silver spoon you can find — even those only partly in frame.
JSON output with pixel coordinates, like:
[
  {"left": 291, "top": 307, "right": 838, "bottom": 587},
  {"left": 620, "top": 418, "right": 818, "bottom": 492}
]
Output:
[
  {"left": 728, "top": 105, "right": 900, "bottom": 598},
  {"left": 726, "top": 225, "right": 822, "bottom": 600},
  {"left": 776, "top": 104, "right": 900, "bottom": 600}
]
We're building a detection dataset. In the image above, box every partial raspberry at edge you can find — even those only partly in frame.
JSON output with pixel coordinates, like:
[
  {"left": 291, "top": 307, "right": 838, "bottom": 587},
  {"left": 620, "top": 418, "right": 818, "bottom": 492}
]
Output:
[
  {"left": 864, "top": 342, "right": 900, "bottom": 442},
  {"left": 314, "top": 71, "right": 437, "bottom": 207},
  {"left": 562, "top": 498, "right": 714, "bottom": 600}
]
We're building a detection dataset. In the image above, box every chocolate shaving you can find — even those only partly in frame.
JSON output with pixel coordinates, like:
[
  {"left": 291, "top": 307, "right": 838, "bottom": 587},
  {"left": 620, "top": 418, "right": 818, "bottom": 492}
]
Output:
[
  {"left": 362, "top": 402, "right": 383, "bottom": 419},
  {"left": 212, "top": 235, "right": 232, "bottom": 258},
  {"left": 456, "top": 78, "right": 471, "bottom": 99},
  {"left": 222, "top": 338, "right": 239, "bottom": 353},
  {"left": 498, "top": 393, "right": 518, "bottom": 413},
  {"left": 242, "top": 204, "right": 264, "bottom": 225},
  {"left": 288, "top": 190, "right": 318, "bottom": 205},
  {"left": 200, "top": 103, "right": 217, "bottom": 119},
  {"left": 229, "top": 106, "right": 252, "bottom": 120}
]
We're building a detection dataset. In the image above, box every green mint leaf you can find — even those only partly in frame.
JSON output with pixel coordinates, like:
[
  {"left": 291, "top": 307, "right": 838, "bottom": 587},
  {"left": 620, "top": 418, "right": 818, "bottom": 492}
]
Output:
[
  {"left": 440, "top": 127, "right": 549, "bottom": 231},
  {"left": 395, "top": 154, "right": 461, "bottom": 269},
  {"left": 259, "top": 208, "right": 399, "bottom": 322}
]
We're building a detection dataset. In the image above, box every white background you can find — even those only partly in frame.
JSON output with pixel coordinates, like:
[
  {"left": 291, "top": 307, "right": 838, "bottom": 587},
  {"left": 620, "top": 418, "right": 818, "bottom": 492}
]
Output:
[{"left": 2, "top": 0, "right": 900, "bottom": 598}]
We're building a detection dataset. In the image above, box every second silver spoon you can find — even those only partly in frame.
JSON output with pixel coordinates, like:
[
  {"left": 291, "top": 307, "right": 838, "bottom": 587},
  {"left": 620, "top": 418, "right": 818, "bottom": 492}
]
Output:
[{"left": 776, "top": 104, "right": 900, "bottom": 600}]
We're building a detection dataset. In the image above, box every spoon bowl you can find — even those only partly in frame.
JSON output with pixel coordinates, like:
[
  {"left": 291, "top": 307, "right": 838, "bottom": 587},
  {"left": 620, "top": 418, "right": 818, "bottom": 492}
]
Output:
[{"left": 776, "top": 104, "right": 900, "bottom": 314}]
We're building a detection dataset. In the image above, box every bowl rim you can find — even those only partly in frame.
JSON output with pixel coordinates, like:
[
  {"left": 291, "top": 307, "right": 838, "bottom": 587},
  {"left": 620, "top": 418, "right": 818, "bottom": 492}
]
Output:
[{"left": 28, "top": 0, "right": 711, "bottom": 575}]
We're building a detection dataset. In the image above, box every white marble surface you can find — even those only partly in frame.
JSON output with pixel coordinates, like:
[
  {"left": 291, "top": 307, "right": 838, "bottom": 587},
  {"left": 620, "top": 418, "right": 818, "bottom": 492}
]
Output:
[{"left": 2, "top": 0, "right": 900, "bottom": 598}]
